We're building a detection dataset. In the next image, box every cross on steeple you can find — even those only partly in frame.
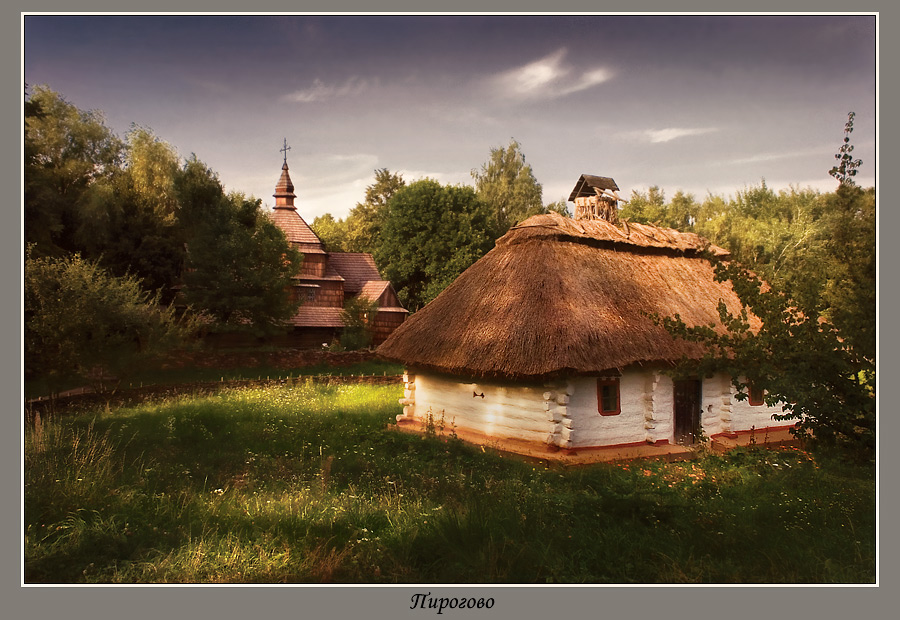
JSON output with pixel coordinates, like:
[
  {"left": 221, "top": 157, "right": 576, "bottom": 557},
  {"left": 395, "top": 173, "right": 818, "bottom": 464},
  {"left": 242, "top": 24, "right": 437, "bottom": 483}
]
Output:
[{"left": 280, "top": 138, "right": 291, "bottom": 165}]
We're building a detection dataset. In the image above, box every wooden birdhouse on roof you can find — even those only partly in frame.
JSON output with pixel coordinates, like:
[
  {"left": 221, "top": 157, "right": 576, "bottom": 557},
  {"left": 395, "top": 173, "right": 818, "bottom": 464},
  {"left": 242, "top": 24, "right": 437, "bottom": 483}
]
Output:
[{"left": 569, "top": 174, "right": 621, "bottom": 224}]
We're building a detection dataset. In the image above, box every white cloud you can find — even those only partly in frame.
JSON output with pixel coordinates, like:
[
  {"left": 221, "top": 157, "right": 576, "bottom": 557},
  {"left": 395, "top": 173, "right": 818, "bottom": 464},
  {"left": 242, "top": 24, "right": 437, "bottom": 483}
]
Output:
[
  {"left": 725, "top": 145, "right": 830, "bottom": 166},
  {"left": 643, "top": 127, "right": 718, "bottom": 143},
  {"left": 492, "top": 48, "right": 613, "bottom": 100},
  {"left": 395, "top": 168, "right": 471, "bottom": 186},
  {"left": 512, "top": 49, "right": 568, "bottom": 95},
  {"left": 282, "top": 76, "right": 370, "bottom": 103},
  {"left": 561, "top": 67, "right": 614, "bottom": 96}
]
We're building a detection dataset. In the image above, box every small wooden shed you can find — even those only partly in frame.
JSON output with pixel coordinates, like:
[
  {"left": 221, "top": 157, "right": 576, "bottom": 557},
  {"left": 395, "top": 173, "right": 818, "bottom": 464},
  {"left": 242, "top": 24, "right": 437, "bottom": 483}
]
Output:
[
  {"left": 377, "top": 195, "right": 788, "bottom": 458},
  {"left": 569, "top": 174, "right": 622, "bottom": 223}
]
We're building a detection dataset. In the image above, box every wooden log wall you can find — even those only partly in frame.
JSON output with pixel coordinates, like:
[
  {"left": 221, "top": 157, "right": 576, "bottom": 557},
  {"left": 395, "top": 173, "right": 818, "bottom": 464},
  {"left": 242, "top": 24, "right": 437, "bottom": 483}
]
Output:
[
  {"left": 295, "top": 281, "right": 344, "bottom": 307},
  {"left": 300, "top": 254, "right": 328, "bottom": 278},
  {"left": 372, "top": 311, "right": 406, "bottom": 345}
]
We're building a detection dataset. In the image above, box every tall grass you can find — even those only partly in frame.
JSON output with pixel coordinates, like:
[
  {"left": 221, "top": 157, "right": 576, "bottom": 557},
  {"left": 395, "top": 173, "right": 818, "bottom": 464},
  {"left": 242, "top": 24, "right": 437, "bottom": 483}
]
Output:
[{"left": 24, "top": 382, "right": 875, "bottom": 583}]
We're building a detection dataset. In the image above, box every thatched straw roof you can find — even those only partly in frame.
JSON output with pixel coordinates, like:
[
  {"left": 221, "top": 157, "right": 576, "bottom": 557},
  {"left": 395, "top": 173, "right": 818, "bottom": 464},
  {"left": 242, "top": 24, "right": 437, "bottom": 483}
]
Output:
[{"left": 377, "top": 212, "right": 747, "bottom": 380}]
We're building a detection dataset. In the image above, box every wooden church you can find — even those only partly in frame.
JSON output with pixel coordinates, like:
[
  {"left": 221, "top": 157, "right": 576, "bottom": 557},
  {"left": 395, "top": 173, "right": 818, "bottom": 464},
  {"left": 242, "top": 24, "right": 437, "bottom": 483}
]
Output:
[{"left": 268, "top": 148, "right": 407, "bottom": 348}]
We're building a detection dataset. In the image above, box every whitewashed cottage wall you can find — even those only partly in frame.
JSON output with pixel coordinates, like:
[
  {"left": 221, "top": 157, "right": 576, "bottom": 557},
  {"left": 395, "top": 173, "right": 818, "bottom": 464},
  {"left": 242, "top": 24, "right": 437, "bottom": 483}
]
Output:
[
  {"left": 566, "top": 374, "right": 647, "bottom": 448},
  {"left": 727, "top": 375, "right": 785, "bottom": 433},
  {"left": 408, "top": 373, "right": 552, "bottom": 445},
  {"left": 400, "top": 369, "right": 787, "bottom": 451},
  {"left": 701, "top": 374, "right": 731, "bottom": 438}
]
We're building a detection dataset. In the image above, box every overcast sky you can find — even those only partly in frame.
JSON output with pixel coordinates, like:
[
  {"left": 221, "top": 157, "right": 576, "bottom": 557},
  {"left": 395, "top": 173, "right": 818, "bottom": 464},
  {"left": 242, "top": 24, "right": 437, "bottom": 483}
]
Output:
[{"left": 23, "top": 14, "right": 877, "bottom": 221}]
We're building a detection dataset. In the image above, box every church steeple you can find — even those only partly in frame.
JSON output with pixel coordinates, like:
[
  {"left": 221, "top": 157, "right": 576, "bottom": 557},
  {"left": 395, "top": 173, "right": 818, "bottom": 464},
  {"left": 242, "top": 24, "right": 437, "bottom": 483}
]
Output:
[{"left": 273, "top": 138, "right": 296, "bottom": 210}]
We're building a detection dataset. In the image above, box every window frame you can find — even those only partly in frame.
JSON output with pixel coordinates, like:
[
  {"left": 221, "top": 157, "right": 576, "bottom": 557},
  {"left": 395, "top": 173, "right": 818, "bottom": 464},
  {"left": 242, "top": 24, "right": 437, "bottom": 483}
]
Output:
[
  {"left": 748, "top": 383, "right": 765, "bottom": 406},
  {"left": 597, "top": 378, "right": 621, "bottom": 416}
]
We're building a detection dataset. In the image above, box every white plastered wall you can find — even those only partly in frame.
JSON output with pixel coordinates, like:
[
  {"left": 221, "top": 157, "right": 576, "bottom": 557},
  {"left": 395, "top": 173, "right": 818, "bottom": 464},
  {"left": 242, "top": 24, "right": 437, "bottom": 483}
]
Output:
[
  {"left": 701, "top": 373, "right": 732, "bottom": 438},
  {"left": 403, "top": 373, "right": 553, "bottom": 445},
  {"left": 398, "top": 369, "right": 789, "bottom": 450},
  {"left": 566, "top": 374, "right": 648, "bottom": 448},
  {"left": 566, "top": 370, "right": 785, "bottom": 446},
  {"left": 726, "top": 375, "right": 787, "bottom": 433}
]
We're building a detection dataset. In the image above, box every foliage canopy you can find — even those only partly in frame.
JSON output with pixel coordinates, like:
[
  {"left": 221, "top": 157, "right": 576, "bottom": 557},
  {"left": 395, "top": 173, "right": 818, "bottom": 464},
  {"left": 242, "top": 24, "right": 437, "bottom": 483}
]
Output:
[
  {"left": 25, "top": 86, "right": 303, "bottom": 338},
  {"left": 376, "top": 179, "right": 493, "bottom": 311},
  {"left": 652, "top": 113, "right": 875, "bottom": 460},
  {"left": 181, "top": 194, "right": 303, "bottom": 337},
  {"left": 471, "top": 139, "right": 545, "bottom": 239}
]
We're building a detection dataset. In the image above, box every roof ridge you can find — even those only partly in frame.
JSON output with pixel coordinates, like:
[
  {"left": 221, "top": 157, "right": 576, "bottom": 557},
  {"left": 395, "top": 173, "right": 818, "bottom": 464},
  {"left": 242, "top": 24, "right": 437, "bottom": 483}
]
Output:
[{"left": 504, "top": 213, "right": 726, "bottom": 255}]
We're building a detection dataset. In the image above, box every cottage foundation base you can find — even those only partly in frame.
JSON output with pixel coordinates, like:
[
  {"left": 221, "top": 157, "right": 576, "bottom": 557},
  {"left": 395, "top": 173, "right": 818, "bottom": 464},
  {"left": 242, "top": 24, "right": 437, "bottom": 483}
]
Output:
[
  {"left": 392, "top": 417, "right": 800, "bottom": 465},
  {"left": 709, "top": 426, "right": 801, "bottom": 452}
]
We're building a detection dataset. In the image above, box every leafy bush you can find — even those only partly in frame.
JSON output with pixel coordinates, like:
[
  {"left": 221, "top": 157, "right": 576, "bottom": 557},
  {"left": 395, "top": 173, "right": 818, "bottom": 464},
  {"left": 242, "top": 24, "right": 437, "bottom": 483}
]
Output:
[
  {"left": 24, "top": 246, "right": 196, "bottom": 394},
  {"left": 657, "top": 259, "right": 874, "bottom": 461},
  {"left": 339, "top": 296, "right": 379, "bottom": 351}
]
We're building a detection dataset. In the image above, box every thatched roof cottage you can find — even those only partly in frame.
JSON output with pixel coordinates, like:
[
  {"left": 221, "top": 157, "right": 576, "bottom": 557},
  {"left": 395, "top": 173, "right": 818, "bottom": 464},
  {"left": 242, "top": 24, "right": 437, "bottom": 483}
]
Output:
[{"left": 377, "top": 178, "right": 789, "bottom": 459}]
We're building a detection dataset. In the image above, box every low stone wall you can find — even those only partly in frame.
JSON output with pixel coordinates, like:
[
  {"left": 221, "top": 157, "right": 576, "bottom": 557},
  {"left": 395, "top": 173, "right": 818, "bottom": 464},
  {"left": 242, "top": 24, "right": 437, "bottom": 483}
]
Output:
[{"left": 161, "top": 349, "right": 379, "bottom": 371}]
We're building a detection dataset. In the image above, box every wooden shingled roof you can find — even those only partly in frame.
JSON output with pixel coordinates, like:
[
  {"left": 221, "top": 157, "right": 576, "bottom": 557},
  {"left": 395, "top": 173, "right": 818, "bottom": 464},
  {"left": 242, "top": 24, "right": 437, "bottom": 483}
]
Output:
[
  {"left": 327, "top": 253, "right": 382, "bottom": 294},
  {"left": 268, "top": 160, "right": 327, "bottom": 254},
  {"left": 568, "top": 174, "right": 621, "bottom": 202},
  {"left": 269, "top": 208, "right": 326, "bottom": 254},
  {"left": 288, "top": 306, "right": 345, "bottom": 328},
  {"left": 377, "top": 212, "right": 746, "bottom": 380}
]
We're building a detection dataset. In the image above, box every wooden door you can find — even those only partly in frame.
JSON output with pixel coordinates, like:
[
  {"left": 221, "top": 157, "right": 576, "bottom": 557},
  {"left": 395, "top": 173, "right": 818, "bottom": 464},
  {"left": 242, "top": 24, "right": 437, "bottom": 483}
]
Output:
[{"left": 674, "top": 379, "right": 702, "bottom": 445}]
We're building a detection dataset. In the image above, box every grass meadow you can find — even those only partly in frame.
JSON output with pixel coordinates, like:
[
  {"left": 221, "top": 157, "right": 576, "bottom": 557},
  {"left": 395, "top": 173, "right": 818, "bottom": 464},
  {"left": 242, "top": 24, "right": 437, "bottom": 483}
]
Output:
[
  {"left": 24, "top": 381, "right": 875, "bottom": 584},
  {"left": 24, "top": 359, "right": 405, "bottom": 401}
]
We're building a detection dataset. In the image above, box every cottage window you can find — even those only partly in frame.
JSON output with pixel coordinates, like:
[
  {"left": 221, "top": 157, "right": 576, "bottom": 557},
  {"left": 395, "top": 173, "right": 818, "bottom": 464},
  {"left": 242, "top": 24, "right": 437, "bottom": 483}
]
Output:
[
  {"left": 597, "top": 378, "right": 620, "bottom": 415},
  {"left": 748, "top": 384, "right": 765, "bottom": 406},
  {"left": 306, "top": 289, "right": 316, "bottom": 302}
]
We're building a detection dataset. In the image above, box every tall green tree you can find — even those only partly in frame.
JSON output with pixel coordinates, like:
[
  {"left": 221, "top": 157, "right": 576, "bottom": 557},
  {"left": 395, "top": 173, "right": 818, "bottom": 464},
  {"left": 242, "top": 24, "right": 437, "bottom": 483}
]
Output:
[
  {"left": 620, "top": 187, "right": 698, "bottom": 231},
  {"left": 376, "top": 179, "right": 493, "bottom": 311},
  {"left": 471, "top": 140, "right": 544, "bottom": 239},
  {"left": 667, "top": 190, "right": 699, "bottom": 231},
  {"left": 181, "top": 194, "right": 303, "bottom": 337},
  {"left": 816, "top": 111, "right": 874, "bottom": 363},
  {"left": 619, "top": 186, "right": 668, "bottom": 225},
  {"left": 83, "top": 128, "right": 185, "bottom": 301},
  {"left": 311, "top": 213, "right": 349, "bottom": 253},
  {"left": 817, "top": 185, "right": 875, "bottom": 367},
  {"left": 343, "top": 168, "right": 406, "bottom": 254},
  {"left": 25, "top": 86, "right": 124, "bottom": 257},
  {"left": 175, "top": 156, "right": 230, "bottom": 231}
]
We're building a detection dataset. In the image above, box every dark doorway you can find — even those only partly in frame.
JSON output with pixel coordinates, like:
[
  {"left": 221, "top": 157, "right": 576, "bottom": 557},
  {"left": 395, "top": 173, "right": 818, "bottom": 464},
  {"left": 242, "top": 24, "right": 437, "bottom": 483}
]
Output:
[{"left": 674, "top": 379, "right": 702, "bottom": 445}]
